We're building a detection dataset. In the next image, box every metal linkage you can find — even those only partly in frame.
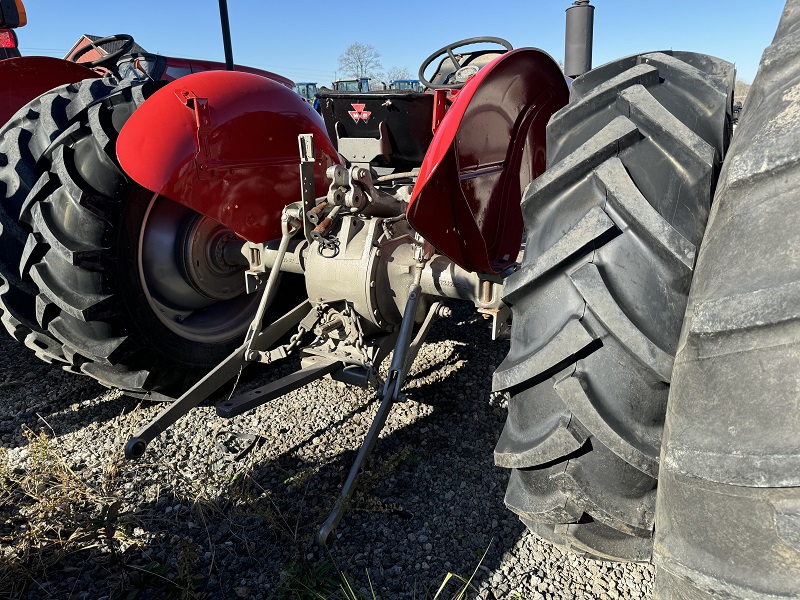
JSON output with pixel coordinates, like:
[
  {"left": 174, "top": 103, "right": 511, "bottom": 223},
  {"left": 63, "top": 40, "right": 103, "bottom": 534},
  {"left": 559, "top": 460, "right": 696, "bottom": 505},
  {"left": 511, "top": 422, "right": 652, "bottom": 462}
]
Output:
[
  {"left": 124, "top": 207, "right": 304, "bottom": 460},
  {"left": 244, "top": 210, "right": 303, "bottom": 359},
  {"left": 246, "top": 303, "right": 320, "bottom": 365},
  {"left": 217, "top": 356, "right": 343, "bottom": 418},
  {"left": 316, "top": 248, "right": 445, "bottom": 547},
  {"left": 123, "top": 300, "right": 310, "bottom": 459},
  {"left": 215, "top": 300, "right": 391, "bottom": 420}
]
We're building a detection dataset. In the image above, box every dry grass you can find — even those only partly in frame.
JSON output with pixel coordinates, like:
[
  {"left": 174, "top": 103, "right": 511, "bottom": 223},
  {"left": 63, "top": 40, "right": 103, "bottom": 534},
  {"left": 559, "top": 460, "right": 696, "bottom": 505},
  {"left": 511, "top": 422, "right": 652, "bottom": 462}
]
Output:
[
  {"left": 0, "top": 421, "right": 488, "bottom": 599},
  {"left": 0, "top": 426, "right": 141, "bottom": 597}
]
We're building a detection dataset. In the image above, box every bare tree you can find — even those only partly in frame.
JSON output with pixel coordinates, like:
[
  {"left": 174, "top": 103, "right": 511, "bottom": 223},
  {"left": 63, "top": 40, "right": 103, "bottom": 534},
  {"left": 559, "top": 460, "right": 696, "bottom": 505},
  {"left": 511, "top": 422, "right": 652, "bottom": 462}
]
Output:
[
  {"left": 369, "top": 74, "right": 387, "bottom": 91},
  {"left": 338, "top": 42, "right": 382, "bottom": 79},
  {"left": 387, "top": 66, "right": 412, "bottom": 81},
  {"left": 735, "top": 79, "right": 751, "bottom": 103}
]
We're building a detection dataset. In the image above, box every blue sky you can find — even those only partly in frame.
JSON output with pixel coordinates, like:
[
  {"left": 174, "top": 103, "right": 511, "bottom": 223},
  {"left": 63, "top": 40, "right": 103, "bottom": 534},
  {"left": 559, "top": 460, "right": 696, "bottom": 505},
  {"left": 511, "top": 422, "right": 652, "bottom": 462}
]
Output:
[{"left": 17, "top": 1, "right": 785, "bottom": 85}]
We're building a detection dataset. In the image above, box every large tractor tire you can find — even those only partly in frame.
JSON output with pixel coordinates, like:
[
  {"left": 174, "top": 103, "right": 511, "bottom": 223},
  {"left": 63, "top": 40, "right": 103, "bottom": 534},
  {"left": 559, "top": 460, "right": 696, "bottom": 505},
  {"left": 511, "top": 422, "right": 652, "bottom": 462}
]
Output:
[
  {"left": 0, "top": 77, "right": 125, "bottom": 363},
  {"left": 492, "top": 51, "right": 735, "bottom": 560},
  {"left": 3, "top": 79, "right": 289, "bottom": 394},
  {"left": 653, "top": 2, "right": 800, "bottom": 597}
]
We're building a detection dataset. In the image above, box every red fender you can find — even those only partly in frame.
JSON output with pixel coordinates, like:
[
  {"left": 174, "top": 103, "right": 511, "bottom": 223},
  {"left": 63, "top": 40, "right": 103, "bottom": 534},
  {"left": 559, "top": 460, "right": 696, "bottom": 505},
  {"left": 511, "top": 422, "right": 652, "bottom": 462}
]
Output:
[
  {"left": 407, "top": 48, "right": 569, "bottom": 274},
  {"left": 0, "top": 56, "right": 99, "bottom": 127},
  {"left": 117, "top": 70, "right": 342, "bottom": 243}
]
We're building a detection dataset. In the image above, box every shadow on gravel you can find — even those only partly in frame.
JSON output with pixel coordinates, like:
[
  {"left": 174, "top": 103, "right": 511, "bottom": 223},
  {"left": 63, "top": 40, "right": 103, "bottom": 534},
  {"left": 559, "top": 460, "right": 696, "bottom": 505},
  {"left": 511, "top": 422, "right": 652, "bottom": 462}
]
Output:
[
  {"left": 0, "top": 336, "right": 137, "bottom": 449},
  {"left": 0, "top": 304, "right": 586, "bottom": 599}
]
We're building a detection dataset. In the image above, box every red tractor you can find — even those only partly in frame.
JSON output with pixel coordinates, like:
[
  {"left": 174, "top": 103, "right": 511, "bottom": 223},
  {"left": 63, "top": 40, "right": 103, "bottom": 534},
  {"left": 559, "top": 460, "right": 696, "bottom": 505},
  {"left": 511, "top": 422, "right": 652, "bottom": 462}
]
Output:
[{"left": 1, "top": 1, "right": 797, "bottom": 597}]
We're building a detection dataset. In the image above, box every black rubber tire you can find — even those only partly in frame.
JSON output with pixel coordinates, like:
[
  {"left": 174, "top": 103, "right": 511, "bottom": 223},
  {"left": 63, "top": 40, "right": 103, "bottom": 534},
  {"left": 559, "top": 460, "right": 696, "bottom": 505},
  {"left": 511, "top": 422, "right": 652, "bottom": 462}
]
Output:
[
  {"left": 492, "top": 51, "right": 735, "bottom": 561},
  {"left": 12, "top": 79, "right": 295, "bottom": 394},
  {"left": 0, "top": 77, "right": 124, "bottom": 363},
  {"left": 653, "top": 2, "right": 800, "bottom": 597}
]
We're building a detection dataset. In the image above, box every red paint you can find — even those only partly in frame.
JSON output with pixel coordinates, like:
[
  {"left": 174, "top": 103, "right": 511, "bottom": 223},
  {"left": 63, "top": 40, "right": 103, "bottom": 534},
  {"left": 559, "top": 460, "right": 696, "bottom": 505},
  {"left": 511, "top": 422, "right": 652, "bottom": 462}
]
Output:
[
  {"left": 407, "top": 48, "right": 568, "bottom": 274},
  {"left": 184, "top": 58, "right": 294, "bottom": 89},
  {"left": 0, "top": 56, "right": 98, "bottom": 127},
  {"left": 117, "top": 70, "right": 342, "bottom": 243},
  {"left": 348, "top": 103, "right": 371, "bottom": 123}
]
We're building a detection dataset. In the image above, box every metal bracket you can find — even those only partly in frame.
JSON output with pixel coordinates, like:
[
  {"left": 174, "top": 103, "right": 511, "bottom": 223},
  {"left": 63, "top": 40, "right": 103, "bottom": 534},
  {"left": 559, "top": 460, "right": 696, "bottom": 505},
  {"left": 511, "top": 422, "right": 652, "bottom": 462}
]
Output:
[
  {"left": 214, "top": 430, "right": 262, "bottom": 461},
  {"left": 175, "top": 89, "right": 214, "bottom": 180},
  {"left": 478, "top": 303, "right": 512, "bottom": 339},
  {"left": 335, "top": 121, "right": 392, "bottom": 166},
  {"left": 298, "top": 134, "right": 318, "bottom": 244}
]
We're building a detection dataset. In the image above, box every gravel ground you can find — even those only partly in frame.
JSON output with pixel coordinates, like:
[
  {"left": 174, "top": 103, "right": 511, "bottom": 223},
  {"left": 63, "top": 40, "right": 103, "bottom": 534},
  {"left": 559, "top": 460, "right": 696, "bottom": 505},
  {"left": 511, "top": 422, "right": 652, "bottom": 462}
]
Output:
[{"left": 0, "top": 303, "right": 653, "bottom": 599}]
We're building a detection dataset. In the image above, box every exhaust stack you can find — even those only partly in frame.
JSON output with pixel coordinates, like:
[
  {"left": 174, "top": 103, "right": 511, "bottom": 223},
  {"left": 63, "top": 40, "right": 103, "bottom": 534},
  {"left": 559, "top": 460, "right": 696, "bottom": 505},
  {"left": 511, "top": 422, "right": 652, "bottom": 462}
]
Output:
[
  {"left": 564, "top": 0, "right": 594, "bottom": 78},
  {"left": 218, "top": 0, "right": 235, "bottom": 71}
]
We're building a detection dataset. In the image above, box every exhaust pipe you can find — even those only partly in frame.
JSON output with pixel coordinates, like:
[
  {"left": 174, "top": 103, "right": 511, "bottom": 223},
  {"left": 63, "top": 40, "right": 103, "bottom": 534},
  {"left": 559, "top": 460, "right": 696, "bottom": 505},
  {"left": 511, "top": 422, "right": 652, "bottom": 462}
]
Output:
[
  {"left": 218, "top": 0, "right": 235, "bottom": 71},
  {"left": 564, "top": 0, "right": 594, "bottom": 78}
]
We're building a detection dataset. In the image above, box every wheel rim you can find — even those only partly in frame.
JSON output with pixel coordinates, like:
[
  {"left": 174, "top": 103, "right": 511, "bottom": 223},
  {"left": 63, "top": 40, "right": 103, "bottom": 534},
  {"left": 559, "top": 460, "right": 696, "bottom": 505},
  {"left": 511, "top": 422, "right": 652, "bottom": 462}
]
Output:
[{"left": 137, "top": 192, "right": 261, "bottom": 343}]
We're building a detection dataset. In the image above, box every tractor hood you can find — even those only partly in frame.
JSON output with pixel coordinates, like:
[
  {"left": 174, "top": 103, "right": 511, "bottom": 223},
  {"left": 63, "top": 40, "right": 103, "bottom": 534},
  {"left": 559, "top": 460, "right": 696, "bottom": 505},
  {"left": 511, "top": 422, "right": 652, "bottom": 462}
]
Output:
[{"left": 117, "top": 70, "right": 342, "bottom": 243}]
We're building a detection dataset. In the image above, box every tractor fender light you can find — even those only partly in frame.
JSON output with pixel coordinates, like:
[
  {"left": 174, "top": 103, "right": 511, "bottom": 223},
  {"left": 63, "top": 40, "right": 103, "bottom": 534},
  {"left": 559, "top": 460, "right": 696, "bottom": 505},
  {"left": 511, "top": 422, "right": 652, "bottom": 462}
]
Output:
[{"left": 0, "top": 28, "right": 17, "bottom": 48}]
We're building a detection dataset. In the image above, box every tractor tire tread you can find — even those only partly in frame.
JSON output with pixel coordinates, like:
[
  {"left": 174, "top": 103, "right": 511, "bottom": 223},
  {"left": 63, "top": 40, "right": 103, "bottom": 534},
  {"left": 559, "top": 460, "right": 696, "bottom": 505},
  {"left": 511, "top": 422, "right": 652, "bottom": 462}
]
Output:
[
  {"left": 494, "top": 51, "right": 734, "bottom": 561},
  {"left": 653, "top": 4, "right": 800, "bottom": 597},
  {"left": 17, "top": 82, "right": 167, "bottom": 392},
  {"left": 0, "top": 76, "right": 121, "bottom": 363}
]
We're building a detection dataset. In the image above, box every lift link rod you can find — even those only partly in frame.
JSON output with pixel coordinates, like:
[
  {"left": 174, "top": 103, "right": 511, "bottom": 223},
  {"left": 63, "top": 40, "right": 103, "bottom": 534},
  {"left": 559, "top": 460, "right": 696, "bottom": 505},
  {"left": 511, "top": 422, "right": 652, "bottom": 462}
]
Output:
[
  {"left": 316, "top": 256, "right": 433, "bottom": 547},
  {"left": 244, "top": 211, "right": 302, "bottom": 360}
]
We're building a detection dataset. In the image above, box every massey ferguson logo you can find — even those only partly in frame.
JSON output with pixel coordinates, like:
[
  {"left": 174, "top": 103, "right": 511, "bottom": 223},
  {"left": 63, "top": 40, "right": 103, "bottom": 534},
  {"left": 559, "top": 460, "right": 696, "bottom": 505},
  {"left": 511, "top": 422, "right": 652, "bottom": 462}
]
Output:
[{"left": 348, "top": 103, "right": 371, "bottom": 123}]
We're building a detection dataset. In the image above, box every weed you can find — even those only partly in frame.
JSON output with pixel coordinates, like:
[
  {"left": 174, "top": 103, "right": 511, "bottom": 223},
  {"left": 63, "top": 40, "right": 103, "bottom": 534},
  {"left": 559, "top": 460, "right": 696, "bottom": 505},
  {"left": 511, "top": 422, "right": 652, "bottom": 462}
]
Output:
[
  {"left": 0, "top": 421, "right": 497, "bottom": 600},
  {"left": 277, "top": 558, "right": 340, "bottom": 599},
  {"left": 110, "top": 537, "right": 206, "bottom": 600},
  {"left": 327, "top": 542, "right": 492, "bottom": 600},
  {"left": 0, "top": 426, "right": 141, "bottom": 597},
  {"left": 432, "top": 543, "right": 490, "bottom": 599}
]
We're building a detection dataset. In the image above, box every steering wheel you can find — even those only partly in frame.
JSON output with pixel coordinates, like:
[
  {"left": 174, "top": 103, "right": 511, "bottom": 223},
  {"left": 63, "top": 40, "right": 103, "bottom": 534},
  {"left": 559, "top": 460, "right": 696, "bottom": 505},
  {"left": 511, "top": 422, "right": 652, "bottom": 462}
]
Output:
[
  {"left": 70, "top": 34, "right": 135, "bottom": 68},
  {"left": 418, "top": 36, "right": 513, "bottom": 90}
]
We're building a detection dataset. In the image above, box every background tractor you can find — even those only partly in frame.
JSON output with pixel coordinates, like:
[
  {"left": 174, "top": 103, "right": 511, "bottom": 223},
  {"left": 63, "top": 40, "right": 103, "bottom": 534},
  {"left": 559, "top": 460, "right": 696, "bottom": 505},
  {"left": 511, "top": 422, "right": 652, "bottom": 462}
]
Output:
[
  {"left": 0, "top": 0, "right": 798, "bottom": 598},
  {"left": 332, "top": 76, "right": 372, "bottom": 92},
  {"left": 389, "top": 79, "right": 423, "bottom": 92}
]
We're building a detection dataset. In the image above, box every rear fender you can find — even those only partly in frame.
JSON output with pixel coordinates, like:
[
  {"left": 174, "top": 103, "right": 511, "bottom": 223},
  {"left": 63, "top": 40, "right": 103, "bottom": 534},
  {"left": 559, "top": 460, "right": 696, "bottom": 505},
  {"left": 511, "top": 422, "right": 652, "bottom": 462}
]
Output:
[
  {"left": 117, "top": 70, "right": 342, "bottom": 243},
  {"left": 407, "top": 48, "right": 569, "bottom": 274},
  {"left": 0, "top": 56, "right": 98, "bottom": 127}
]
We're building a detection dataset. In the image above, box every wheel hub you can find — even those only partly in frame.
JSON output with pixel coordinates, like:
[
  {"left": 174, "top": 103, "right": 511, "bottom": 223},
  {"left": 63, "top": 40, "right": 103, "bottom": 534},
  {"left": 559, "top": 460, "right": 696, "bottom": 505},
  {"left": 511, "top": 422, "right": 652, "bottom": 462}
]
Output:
[
  {"left": 179, "top": 214, "right": 245, "bottom": 301},
  {"left": 138, "top": 193, "right": 259, "bottom": 343}
]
